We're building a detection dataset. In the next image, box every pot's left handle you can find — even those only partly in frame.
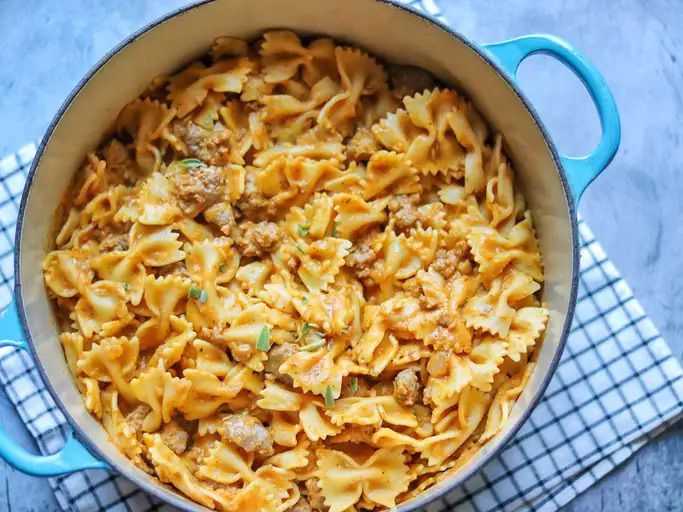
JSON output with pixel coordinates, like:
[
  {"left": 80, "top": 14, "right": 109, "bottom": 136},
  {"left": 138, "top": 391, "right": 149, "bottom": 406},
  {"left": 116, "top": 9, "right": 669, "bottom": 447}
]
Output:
[
  {"left": 483, "top": 34, "right": 621, "bottom": 202},
  {"left": 0, "top": 299, "right": 109, "bottom": 476}
]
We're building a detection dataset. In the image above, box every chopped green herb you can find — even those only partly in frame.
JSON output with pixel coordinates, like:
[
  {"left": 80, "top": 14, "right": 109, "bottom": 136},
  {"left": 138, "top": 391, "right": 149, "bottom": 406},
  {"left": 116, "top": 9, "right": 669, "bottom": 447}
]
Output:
[
  {"left": 179, "top": 158, "right": 203, "bottom": 168},
  {"left": 341, "top": 326, "right": 349, "bottom": 334},
  {"left": 349, "top": 377, "right": 359, "bottom": 394},
  {"left": 188, "top": 285, "right": 203, "bottom": 300},
  {"left": 218, "top": 262, "right": 226, "bottom": 273},
  {"left": 301, "top": 338, "right": 325, "bottom": 351},
  {"left": 324, "top": 385, "right": 335, "bottom": 408},
  {"left": 123, "top": 282, "right": 131, "bottom": 291},
  {"left": 298, "top": 224, "right": 310, "bottom": 236},
  {"left": 295, "top": 243, "right": 306, "bottom": 254},
  {"left": 198, "top": 289, "right": 209, "bottom": 304},
  {"left": 301, "top": 296, "right": 309, "bottom": 305},
  {"left": 331, "top": 221, "right": 338, "bottom": 237},
  {"left": 301, "top": 323, "right": 312, "bottom": 335},
  {"left": 256, "top": 324, "right": 271, "bottom": 351}
]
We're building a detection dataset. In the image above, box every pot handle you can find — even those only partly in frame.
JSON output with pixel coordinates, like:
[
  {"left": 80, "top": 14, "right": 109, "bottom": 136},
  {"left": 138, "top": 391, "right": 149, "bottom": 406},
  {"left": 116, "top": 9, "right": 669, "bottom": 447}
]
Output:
[
  {"left": 483, "top": 34, "right": 621, "bottom": 202},
  {"left": 0, "top": 300, "right": 109, "bottom": 476}
]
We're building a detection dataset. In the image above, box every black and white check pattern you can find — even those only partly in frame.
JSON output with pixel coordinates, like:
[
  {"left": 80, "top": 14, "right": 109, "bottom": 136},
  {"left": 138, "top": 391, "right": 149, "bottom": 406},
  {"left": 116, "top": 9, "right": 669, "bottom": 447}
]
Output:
[{"left": 0, "top": 5, "right": 682, "bottom": 508}]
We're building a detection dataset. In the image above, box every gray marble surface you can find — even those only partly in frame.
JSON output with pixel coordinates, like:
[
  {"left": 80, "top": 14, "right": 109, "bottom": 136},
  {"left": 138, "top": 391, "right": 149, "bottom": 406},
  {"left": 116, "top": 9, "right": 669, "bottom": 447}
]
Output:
[{"left": 0, "top": 0, "right": 681, "bottom": 510}]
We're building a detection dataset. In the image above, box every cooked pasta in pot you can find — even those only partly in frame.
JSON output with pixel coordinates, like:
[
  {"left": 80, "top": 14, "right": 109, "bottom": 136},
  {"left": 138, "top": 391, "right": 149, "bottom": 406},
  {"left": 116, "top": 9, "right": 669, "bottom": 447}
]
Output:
[{"left": 43, "top": 30, "right": 548, "bottom": 512}]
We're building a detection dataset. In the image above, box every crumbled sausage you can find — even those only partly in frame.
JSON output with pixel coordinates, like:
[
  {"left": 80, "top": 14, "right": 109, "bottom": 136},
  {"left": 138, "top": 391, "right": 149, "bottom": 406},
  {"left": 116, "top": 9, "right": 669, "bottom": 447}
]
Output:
[
  {"left": 204, "top": 201, "right": 236, "bottom": 236},
  {"left": 232, "top": 221, "right": 282, "bottom": 258},
  {"left": 388, "top": 194, "right": 421, "bottom": 233},
  {"left": 345, "top": 243, "right": 377, "bottom": 272},
  {"left": 427, "top": 350, "right": 451, "bottom": 377},
  {"left": 220, "top": 413, "right": 274, "bottom": 457},
  {"left": 393, "top": 368, "right": 421, "bottom": 406},
  {"left": 387, "top": 64, "right": 436, "bottom": 99},
  {"left": 235, "top": 171, "right": 278, "bottom": 220},
  {"left": 430, "top": 249, "right": 458, "bottom": 278},
  {"left": 186, "top": 445, "right": 208, "bottom": 467},
  {"left": 345, "top": 232, "right": 382, "bottom": 287},
  {"left": 288, "top": 498, "right": 313, "bottom": 512},
  {"left": 264, "top": 343, "right": 296, "bottom": 386},
  {"left": 174, "top": 120, "right": 232, "bottom": 167},
  {"left": 430, "top": 241, "right": 469, "bottom": 278},
  {"left": 99, "top": 233, "right": 129, "bottom": 253},
  {"left": 346, "top": 127, "right": 379, "bottom": 161},
  {"left": 304, "top": 479, "right": 327, "bottom": 511},
  {"left": 173, "top": 164, "right": 225, "bottom": 216},
  {"left": 160, "top": 420, "right": 189, "bottom": 455},
  {"left": 125, "top": 404, "right": 151, "bottom": 432}
]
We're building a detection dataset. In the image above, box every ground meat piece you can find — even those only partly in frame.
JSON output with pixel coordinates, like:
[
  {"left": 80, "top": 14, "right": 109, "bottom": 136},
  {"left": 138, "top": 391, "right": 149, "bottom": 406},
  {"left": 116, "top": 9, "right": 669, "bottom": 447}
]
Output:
[
  {"left": 160, "top": 420, "right": 189, "bottom": 455},
  {"left": 430, "top": 249, "right": 458, "bottom": 277},
  {"left": 430, "top": 240, "right": 470, "bottom": 278},
  {"left": 232, "top": 221, "right": 282, "bottom": 258},
  {"left": 99, "top": 233, "right": 129, "bottom": 253},
  {"left": 427, "top": 350, "right": 451, "bottom": 377},
  {"left": 305, "top": 479, "right": 327, "bottom": 511},
  {"left": 345, "top": 232, "right": 382, "bottom": 287},
  {"left": 288, "top": 498, "right": 313, "bottom": 512},
  {"left": 387, "top": 63, "right": 436, "bottom": 99},
  {"left": 401, "top": 276, "right": 422, "bottom": 299},
  {"left": 388, "top": 194, "right": 421, "bottom": 233},
  {"left": 345, "top": 240, "right": 378, "bottom": 269},
  {"left": 235, "top": 171, "right": 278, "bottom": 220},
  {"left": 186, "top": 445, "right": 207, "bottom": 466},
  {"left": 430, "top": 240, "right": 469, "bottom": 278},
  {"left": 103, "top": 139, "right": 138, "bottom": 184},
  {"left": 174, "top": 120, "right": 233, "bottom": 167},
  {"left": 220, "top": 413, "right": 274, "bottom": 457},
  {"left": 264, "top": 343, "right": 296, "bottom": 386},
  {"left": 125, "top": 404, "right": 151, "bottom": 432},
  {"left": 393, "top": 368, "right": 421, "bottom": 406},
  {"left": 204, "top": 201, "right": 236, "bottom": 236},
  {"left": 346, "top": 127, "right": 379, "bottom": 161},
  {"left": 173, "top": 164, "right": 225, "bottom": 216}
]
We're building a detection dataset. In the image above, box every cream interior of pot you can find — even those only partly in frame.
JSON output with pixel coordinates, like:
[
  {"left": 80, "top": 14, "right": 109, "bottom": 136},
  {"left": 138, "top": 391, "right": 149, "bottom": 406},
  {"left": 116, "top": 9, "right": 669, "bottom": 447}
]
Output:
[{"left": 17, "top": 0, "right": 575, "bottom": 509}]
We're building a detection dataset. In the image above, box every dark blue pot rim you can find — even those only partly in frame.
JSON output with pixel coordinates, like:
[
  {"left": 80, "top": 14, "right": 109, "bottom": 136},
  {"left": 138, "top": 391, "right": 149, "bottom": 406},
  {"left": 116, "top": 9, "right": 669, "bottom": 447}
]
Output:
[{"left": 12, "top": 1, "right": 579, "bottom": 510}]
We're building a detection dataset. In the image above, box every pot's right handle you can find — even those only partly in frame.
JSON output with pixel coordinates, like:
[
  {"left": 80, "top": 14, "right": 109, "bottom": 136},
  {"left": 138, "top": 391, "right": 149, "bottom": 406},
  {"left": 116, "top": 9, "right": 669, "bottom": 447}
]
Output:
[
  {"left": 483, "top": 34, "right": 621, "bottom": 202},
  {"left": 0, "top": 300, "right": 109, "bottom": 476}
]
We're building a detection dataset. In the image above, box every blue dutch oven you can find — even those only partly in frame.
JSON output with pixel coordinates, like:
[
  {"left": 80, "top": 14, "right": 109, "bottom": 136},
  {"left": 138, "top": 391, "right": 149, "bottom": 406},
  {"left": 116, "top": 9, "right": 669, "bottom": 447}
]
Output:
[{"left": 0, "top": 0, "right": 620, "bottom": 510}]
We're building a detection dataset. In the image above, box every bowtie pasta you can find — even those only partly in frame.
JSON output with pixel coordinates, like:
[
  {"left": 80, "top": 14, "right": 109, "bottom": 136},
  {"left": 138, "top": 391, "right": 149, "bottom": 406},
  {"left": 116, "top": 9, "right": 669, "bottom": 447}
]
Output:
[{"left": 44, "top": 30, "right": 548, "bottom": 512}]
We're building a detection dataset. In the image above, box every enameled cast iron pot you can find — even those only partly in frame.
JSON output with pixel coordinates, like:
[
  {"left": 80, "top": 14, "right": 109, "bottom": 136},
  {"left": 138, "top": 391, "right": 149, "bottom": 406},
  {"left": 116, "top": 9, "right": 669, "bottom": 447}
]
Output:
[{"left": 0, "top": 0, "right": 620, "bottom": 510}]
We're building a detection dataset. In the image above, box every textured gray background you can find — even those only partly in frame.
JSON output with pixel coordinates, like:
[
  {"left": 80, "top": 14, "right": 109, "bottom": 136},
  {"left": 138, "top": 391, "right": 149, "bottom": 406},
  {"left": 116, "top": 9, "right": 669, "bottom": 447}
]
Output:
[{"left": 0, "top": 0, "right": 681, "bottom": 510}]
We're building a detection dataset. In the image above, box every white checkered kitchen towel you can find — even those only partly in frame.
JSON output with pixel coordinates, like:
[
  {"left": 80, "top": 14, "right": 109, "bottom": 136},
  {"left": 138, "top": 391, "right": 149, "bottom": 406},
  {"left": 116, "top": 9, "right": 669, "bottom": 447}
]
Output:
[{"left": 0, "top": 2, "right": 682, "bottom": 511}]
